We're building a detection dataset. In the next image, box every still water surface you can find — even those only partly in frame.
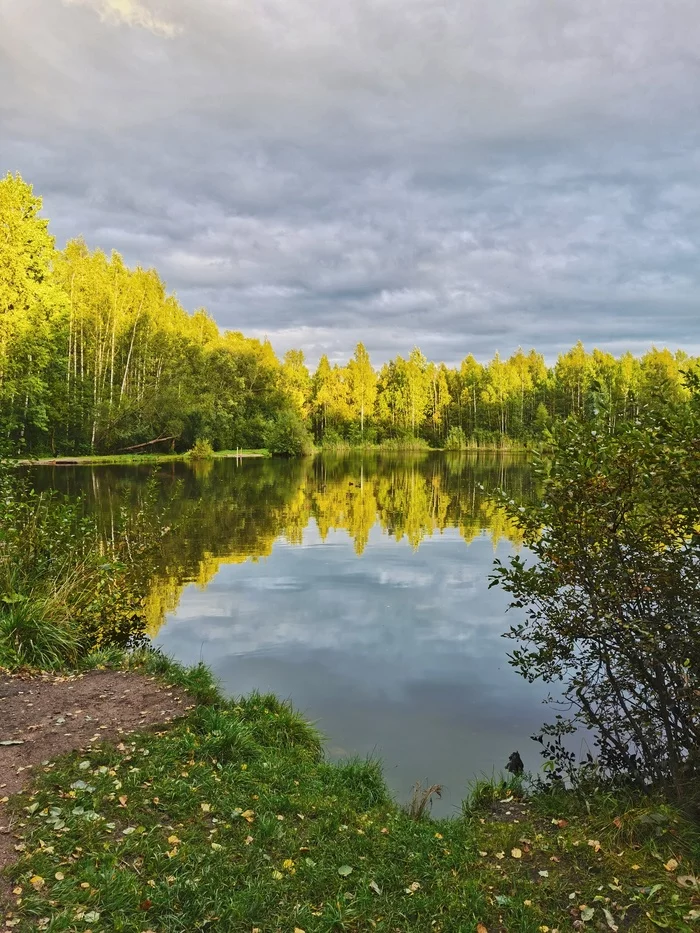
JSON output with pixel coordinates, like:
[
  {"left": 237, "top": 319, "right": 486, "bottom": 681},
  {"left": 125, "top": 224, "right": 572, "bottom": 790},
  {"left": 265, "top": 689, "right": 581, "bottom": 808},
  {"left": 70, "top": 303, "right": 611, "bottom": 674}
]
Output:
[{"left": 35, "top": 453, "right": 548, "bottom": 816}]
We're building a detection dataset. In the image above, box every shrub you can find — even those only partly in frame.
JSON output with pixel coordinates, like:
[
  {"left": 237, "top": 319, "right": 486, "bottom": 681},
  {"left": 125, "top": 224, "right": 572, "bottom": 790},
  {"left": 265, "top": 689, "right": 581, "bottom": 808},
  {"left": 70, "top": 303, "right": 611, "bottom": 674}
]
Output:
[
  {"left": 491, "top": 388, "right": 700, "bottom": 795},
  {"left": 265, "top": 411, "right": 314, "bottom": 457},
  {"left": 0, "top": 464, "right": 169, "bottom": 668},
  {"left": 378, "top": 434, "right": 430, "bottom": 451},
  {"left": 444, "top": 426, "right": 468, "bottom": 450},
  {"left": 188, "top": 438, "right": 214, "bottom": 459}
]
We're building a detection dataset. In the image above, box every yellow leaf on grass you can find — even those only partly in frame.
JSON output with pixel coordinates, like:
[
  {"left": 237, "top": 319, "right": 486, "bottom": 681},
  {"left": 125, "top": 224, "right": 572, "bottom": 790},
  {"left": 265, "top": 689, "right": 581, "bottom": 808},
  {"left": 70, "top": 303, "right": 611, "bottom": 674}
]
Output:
[
  {"left": 664, "top": 858, "right": 679, "bottom": 872},
  {"left": 587, "top": 839, "right": 601, "bottom": 852},
  {"left": 54, "top": 872, "right": 64, "bottom": 880},
  {"left": 30, "top": 875, "right": 44, "bottom": 889},
  {"left": 241, "top": 809, "right": 255, "bottom": 822},
  {"left": 511, "top": 848, "right": 522, "bottom": 859},
  {"left": 167, "top": 835, "right": 181, "bottom": 845},
  {"left": 477, "top": 925, "right": 488, "bottom": 933},
  {"left": 200, "top": 803, "right": 211, "bottom": 813}
]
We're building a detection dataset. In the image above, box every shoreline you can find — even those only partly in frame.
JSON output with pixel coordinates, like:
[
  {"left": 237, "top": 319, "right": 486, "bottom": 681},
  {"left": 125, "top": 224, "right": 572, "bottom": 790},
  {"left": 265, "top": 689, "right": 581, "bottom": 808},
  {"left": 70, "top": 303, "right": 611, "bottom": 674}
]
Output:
[
  {"left": 1, "top": 649, "right": 697, "bottom": 931},
  {"left": 14, "top": 445, "right": 536, "bottom": 467},
  {"left": 14, "top": 449, "right": 269, "bottom": 467}
]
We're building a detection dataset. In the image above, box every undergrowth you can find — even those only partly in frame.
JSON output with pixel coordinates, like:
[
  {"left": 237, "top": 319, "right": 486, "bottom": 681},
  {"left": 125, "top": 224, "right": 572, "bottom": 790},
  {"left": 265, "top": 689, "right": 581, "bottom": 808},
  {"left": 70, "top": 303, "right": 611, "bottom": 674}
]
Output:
[{"left": 2, "top": 652, "right": 699, "bottom": 932}]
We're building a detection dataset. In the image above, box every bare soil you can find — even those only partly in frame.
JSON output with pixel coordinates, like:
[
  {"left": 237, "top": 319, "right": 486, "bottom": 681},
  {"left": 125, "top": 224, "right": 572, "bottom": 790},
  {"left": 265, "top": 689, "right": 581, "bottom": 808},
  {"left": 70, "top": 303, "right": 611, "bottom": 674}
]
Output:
[{"left": 0, "top": 669, "right": 192, "bottom": 886}]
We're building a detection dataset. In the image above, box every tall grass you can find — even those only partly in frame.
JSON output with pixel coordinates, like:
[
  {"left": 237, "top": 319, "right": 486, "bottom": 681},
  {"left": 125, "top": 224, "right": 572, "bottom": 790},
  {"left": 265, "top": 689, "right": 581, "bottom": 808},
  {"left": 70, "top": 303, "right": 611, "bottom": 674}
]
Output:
[{"left": 0, "top": 463, "right": 166, "bottom": 669}]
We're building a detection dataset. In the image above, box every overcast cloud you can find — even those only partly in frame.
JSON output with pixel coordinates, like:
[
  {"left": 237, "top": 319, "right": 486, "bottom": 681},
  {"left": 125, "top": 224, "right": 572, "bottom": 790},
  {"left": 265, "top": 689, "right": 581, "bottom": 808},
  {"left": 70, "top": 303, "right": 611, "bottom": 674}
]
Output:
[{"left": 1, "top": 0, "right": 699, "bottom": 364}]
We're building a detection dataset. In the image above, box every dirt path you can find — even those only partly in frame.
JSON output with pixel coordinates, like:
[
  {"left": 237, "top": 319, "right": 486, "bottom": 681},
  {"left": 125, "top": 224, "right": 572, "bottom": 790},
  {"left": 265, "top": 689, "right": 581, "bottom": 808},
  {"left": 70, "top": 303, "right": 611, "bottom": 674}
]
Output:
[{"left": 0, "top": 669, "right": 193, "bottom": 885}]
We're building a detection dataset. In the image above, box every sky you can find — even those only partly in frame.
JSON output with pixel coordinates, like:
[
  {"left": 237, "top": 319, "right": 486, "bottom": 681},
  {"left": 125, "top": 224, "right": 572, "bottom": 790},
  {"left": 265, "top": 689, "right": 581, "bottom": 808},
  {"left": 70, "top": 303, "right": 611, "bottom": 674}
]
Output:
[{"left": 2, "top": 0, "right": 700, "bottom": 367}]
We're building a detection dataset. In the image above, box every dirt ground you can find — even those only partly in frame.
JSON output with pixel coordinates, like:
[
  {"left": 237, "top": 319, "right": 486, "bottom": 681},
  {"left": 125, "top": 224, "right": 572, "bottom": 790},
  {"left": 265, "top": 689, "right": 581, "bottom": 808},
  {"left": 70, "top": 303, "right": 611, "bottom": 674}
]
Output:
[{"left": 0, "top": 669, "right": 193, "bottom": 886}]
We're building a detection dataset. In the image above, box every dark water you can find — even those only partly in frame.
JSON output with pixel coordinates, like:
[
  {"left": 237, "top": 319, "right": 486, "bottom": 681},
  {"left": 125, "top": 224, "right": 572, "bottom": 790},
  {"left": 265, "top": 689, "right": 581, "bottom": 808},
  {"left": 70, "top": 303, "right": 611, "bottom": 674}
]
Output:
[{"left": 32, "top": 452, "right": 550, "bottom": 815}]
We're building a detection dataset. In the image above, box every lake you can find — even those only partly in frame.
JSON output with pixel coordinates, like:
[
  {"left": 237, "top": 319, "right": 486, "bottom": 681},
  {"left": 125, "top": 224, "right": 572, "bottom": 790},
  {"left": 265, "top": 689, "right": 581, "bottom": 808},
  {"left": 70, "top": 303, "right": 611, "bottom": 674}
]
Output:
[{"left": 32, "top": 452, "right": 550, "bottom": 816}]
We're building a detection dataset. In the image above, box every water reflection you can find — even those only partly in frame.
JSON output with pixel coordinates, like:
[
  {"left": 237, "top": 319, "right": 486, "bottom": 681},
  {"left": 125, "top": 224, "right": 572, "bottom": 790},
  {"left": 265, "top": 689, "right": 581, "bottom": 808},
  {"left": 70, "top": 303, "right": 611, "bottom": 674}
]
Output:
[{"left": 33, "top": 452, "right": 547, "bottom": 814}]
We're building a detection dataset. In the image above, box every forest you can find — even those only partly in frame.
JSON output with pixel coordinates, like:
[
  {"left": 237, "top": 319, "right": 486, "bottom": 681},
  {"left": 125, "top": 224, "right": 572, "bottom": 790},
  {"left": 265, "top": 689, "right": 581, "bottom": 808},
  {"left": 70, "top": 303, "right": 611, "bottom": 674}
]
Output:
[{"left": 2, "top": 171, "right": 698, "bottom": 456}]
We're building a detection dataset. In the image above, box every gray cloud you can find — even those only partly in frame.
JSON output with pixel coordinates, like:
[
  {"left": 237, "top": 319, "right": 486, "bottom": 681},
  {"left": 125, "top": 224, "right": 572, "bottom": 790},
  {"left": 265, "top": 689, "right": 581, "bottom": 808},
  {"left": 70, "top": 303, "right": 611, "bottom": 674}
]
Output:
[{"left": 2, "top": 0, "right": 700, "bottom": 364}]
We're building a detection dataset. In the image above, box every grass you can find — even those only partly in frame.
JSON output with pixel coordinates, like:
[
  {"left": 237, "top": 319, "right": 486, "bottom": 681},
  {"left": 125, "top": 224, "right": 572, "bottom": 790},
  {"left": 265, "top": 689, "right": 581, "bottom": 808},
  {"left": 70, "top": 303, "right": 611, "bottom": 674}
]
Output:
[
  {"left": 3, "top": 651, "right": 699, "bottom": 932},
  {"left": 14, "top": 449, "right": 270, "bottom": 467}
]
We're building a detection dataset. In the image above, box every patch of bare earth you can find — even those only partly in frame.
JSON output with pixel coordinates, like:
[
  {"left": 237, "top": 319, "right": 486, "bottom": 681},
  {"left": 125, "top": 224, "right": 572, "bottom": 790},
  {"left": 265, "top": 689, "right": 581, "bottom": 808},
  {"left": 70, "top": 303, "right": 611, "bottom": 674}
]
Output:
[{"left": 0, "top": 669, "right": 193, "bottom": 888}]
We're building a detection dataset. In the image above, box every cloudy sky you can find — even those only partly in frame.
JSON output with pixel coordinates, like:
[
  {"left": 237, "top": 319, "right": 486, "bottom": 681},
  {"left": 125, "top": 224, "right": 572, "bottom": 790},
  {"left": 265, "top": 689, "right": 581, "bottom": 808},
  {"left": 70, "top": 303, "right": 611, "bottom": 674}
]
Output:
[{"left": 2, "top": 0, "right": 699, "bottom": 365}]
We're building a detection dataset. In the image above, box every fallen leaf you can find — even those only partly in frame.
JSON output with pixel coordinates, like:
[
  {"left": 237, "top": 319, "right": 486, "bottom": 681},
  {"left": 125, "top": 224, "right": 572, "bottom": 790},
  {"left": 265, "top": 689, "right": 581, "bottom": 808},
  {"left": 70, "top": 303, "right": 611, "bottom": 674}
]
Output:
[
  {"left": 200, "top": 803, "right": 211, "bottom": 813},
  {"left": 511, "top": 847, "right": 522, "bottom": 859},
  {"left": 602, "top": 908, "right": 618, "bottom": 931},
  {"left": 83, "top": 912, "right": 100, "bottom": 923},
  {"left": 587, "top": 839, "right": 601, "bottom": 852},
  {"left": 677, "top": 875, "right": 699, "bottom": 889},
  {"left": 30, "top": 875, "right": 44, "bottom": 889},
  {"left": 271, "top": 870, "right": 283, "bottom": 880},
  {"left": 477, "top": 924, "right": 488, "bottom": 933},
  {"left": 167, "top": 835, "right": 181, "bottom": 845},
  {"left": 54, "top": 872, "right": 64, "bottom": 880},
  {"left": 369, "top": 880, "right": 382, "bottom": 895},
  {"left": 663, "top": 858, "right": 679, "bottom": 872},
  {"left": 338, "top": 865, "right": 353, "bottom": 877},
  {"left": 241, "top": 809, "right": 255, "bottom": 822},
  {"left": 538, "top": 870, "right": 549, "bottom": 877},
  {"left": 244, "top": 835, "right": 254, "bottom": 845},
  {"left": 580, "top": 906, "right": 595, "bottom": 921}
]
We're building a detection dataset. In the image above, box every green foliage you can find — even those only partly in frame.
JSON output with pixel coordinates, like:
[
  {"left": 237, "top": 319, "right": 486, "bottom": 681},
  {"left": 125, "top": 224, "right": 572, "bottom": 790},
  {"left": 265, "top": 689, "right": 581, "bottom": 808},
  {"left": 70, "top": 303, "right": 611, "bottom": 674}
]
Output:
[
  {"left": 1, "top": 172, "right": 699, "bottom": 457},
  {"left": 0, "top": 464, "right": 169, "bottom": 668},
  {"left": 444, "top": 425, "right": 467, "bottom": 450},
  {"left": 0, "top": 598, "right": 82, "bottom": 669},
  {"left": 187, "top": 437, "right": 214, "bottom": 460},
  {"left": 491, "top": 389, "right": 700, "bottom": 795},
  {"left": 265, "top": 410, "right": 314, "bottom": 457},
  {"left": 378, "top": 433, "right": 430, "bottom": 451},
  {"left": 6, "top": 652, "right": 700, "bottom": 932}
]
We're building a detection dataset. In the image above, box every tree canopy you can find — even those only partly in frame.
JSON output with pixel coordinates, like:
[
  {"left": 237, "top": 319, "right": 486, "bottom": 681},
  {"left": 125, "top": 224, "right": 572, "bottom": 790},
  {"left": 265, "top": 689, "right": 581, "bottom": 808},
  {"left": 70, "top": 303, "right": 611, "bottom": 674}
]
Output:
[{"left": 1, "top": 172, "right": 698, "bottom": 455}]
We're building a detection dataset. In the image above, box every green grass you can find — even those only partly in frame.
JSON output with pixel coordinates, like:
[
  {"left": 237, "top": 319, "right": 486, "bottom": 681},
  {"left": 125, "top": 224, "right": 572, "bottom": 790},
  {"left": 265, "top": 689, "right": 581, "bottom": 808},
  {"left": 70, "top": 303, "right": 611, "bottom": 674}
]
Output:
[
  {"left": 14, "top": 450, "right": 270, "bottom": 467},
  {"left": 3, "top": 651, "right": 699, "bottom": 932}
]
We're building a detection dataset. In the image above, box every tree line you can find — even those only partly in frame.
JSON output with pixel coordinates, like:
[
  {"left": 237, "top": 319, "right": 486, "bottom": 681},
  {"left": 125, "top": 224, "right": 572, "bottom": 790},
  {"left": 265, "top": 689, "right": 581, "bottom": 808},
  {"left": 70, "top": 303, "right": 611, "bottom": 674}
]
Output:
[{"left": 2, "top": 172, "right": 697, "bottom": 456}]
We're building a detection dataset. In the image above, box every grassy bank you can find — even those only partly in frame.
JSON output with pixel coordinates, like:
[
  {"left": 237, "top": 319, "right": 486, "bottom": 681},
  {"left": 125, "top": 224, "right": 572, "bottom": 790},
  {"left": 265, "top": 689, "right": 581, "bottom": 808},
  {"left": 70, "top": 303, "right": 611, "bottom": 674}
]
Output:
[
  {"left": 3, "top": 650, "right": 699, "bottom": 933},
  {"left": 15, "top": 450, "right": 270, "bottom": 467}
]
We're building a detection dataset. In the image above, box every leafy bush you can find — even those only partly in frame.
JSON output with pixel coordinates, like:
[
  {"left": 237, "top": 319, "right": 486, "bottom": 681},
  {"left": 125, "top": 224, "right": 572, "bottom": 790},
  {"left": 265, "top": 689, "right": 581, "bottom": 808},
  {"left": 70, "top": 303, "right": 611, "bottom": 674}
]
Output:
[
  {"left": 491, "top": 389, "right": 700, "bottom": 795},
  {"left": 444, "top": 426, "right": 468, "bottom": 450},
  {"left": 0, "top": 465, "right": 169, "bottom": 668},
  {"left": 378, "top": 434, "right": 430, "bottom": 451},
  {"left": 188, "top": 438, "right": 215, "bottom": 459},
  {"left": 265, "top": 411, "right": 314, "bottom": 457},
  {"left": 319, "top": 428, "right": 350, "bottom": 451}
]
